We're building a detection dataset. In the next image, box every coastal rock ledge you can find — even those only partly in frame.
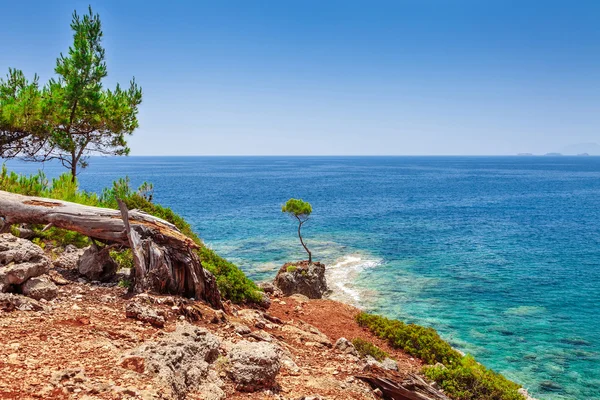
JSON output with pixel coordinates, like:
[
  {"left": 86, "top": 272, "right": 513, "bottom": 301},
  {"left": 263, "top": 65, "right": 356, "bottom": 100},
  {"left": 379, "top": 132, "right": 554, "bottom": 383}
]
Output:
[{"left": 274, "top": 261, "right": 328, "bottom": 299}]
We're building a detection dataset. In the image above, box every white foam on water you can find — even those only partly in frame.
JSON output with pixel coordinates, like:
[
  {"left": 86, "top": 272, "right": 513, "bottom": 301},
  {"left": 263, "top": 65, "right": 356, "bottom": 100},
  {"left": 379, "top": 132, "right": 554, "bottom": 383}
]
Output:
[{"left": 325, "top": 254, "right": 381, "bottom": 306}]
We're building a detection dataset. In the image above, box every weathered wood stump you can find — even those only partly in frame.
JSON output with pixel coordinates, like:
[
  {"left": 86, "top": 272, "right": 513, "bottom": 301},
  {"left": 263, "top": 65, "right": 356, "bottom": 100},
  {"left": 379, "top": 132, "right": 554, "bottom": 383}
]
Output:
[{"left": 357, "top": 365, "right": 450, "bottom": 400}]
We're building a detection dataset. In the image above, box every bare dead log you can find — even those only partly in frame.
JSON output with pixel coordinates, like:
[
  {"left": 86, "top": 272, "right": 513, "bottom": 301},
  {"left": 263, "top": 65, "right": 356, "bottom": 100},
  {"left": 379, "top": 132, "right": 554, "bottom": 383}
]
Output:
[
  {"left": 357, "top": 366, "right": 450, "bottom": 400},
  {"left": 0, "top": 190, "right": 222, "bottom": 308}
]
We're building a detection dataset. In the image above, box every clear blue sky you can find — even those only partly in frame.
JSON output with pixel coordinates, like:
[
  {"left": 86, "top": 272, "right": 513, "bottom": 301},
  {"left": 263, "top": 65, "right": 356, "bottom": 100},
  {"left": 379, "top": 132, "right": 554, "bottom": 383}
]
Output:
[{"left": 1, "top": 1, "right": 598, "bottom": 155}]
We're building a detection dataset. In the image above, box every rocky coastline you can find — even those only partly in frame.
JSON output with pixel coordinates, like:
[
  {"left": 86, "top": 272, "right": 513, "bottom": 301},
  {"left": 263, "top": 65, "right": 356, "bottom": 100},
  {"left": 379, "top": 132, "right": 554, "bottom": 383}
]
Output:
[{"left": 0, "top": 231, "right": 537, "bottom": 400}]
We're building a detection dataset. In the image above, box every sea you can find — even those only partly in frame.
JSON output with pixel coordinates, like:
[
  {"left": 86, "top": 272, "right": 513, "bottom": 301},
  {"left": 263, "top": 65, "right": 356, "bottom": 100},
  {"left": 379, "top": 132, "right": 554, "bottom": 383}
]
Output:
[{"left": 3, "top": 156, "right": 600, "bottom": 399}]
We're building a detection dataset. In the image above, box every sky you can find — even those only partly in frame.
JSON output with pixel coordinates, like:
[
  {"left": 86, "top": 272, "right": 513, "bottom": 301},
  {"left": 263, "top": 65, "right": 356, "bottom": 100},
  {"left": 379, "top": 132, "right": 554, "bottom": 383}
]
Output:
[{"left": 0, "top": 0, "right": 599, "bottom": 155}]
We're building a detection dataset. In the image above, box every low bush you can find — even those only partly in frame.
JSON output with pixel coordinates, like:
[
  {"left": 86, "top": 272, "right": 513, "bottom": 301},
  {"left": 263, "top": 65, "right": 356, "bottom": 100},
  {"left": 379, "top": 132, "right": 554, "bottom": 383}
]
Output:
[
  {"left": 424, "top": 356, "right": 524, "bottom": 400},
  {"left": 356, "top": 312, "right": 524, "bottom": 400},
  {"left": 110, "top": 249, "right": 134, "bottom": 270},
  {"left": 118, "top": 278, "right": 132, "bottom": 289},
  {"left": 351, "top": 338, "right": 388, "bottom": 361},
  {"left": 198, "top": 246, "right": 262, "bottom": 303},
  {"left": 356, "top": 312, "right": 461, "bottom": 365},
  {"left": 286, "top": 265, "right": 297, "bottom": 273}
]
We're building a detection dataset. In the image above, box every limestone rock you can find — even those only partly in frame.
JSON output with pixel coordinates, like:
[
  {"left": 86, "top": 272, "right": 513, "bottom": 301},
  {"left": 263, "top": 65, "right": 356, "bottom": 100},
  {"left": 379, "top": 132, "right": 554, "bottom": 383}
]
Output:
[
  {"left": 54, "top": 245, "right": 85, "bottom": 270},
  {"left": 290, "top": 293, "right": 310, "bottom": 303},
  {"left": 234, "top": 323, "right": 252, "bottom": 335},
  {"left": 282, "top": 320, "right": 332, "bottom": 347},
  {"left": 228, "top": 341, "right": 280, "bottom": 392},
  {"left": 21, "top": 275, "right": 58, "bottom": 300},
  {"left": 0, "top": 234, "right": 50, "bottom": 289},
  {"left": 258, "top": 281, "right": 276, "bottom": 294},
  {"left": 125, "top": 301, "right": 165, "bottom": 328},
  {"left": 197, "top": 371, "right": 226, "bottom": 400},
  {"left": 118, "top": 356, "right": 145, "bottom": 373},
  {"left": 78, "top": 246, "right": 117, "bottom": 282},
  {"left": 257, "top": 291, "right": 272, "bottom": 309},
  {"left": 129, "top": 323, "right": 221, "bottom": 398},
  {"left": 0, "top": 292, "right": 44, "bottom": 311},
  {"left": 274, "top": 261, "right": 328, "bottom": 299},
  {"left": 364, "top": 356, "right": 398, "bottom": 371},
  {"left": 210, "top": 309, "right": 228, "bottom": 324},
  {"left": 334, "top": 337, "right": 358, "bottom": 356},
  {"left": 380, "top": 358, "right": 399, "bottom": 371}
]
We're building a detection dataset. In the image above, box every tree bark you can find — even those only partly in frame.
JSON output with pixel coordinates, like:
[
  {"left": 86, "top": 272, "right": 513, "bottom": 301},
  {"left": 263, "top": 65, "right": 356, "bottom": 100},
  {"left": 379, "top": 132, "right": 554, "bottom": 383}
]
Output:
[
  {"left": 296, "top": 217, "right": 312, "bottom": 264},
  {"left": 357, "top": 368, "right": 451, "bottom": 400},
  {"left": 0, "top": 190, "right": 222, "bottom": 308}
]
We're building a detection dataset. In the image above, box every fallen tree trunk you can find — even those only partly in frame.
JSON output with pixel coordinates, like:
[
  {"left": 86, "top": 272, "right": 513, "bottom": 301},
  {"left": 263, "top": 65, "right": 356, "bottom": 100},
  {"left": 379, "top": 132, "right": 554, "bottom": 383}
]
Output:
[{"left": 0, "top": 190, "right": 222, "bottom": 308}]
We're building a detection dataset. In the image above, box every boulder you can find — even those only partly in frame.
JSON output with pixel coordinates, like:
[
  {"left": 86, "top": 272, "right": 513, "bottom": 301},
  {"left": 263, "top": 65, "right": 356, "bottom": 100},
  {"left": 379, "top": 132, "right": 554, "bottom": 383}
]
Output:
[
  {"left": 0, "top": 234, "right": 51, "bottom": 289},
  {"left": 228, "top": 341, "right": 280, "bottom": 392},
  {"left": 21, "top": 275, "right": 58, "bottom": 300},
  {"left": 258, "top": 281, "right": 276, "bottom": 294},
  {"left": 78, "top": 246, "right": 118, "bottom": 281},
  {"left": 274, "top": 261, "right": 328, "bottom": 299},
  {"left": 129, "top": 323, "right": 221, "bottom": 398},
  {"left": 334, "top": 337, "right": 358, "bottom": 356},
  {"left": 257, "top": 291, "right": 271, "bottom": 309},
  {"left": 54, "top": 245, "right": 85, "bottom": 270},
  {"left": 0, "top": 292, "right": 44, "bottom": 312}
]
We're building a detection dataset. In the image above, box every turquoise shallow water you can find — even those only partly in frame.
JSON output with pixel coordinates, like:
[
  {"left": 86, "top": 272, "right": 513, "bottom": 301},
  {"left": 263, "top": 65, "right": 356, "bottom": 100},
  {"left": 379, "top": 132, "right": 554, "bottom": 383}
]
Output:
[{"left": 4, "top": 156, "right": 600, "bottom": 399}]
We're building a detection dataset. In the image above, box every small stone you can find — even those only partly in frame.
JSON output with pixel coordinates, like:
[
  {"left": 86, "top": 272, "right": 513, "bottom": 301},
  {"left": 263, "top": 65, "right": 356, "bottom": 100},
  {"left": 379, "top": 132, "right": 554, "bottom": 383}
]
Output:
[
  {"left": 234, "top": 323, "right": 251, "bottom": 335},
  {"left": 118, "top": 356, "right": 145, "bottom": 373},
  {"left": 125, "top": 302, "right": 165, "bottom": 328},
  {"left": 0, "top": 293, "right": 44, "bottom": 312},
  {"left": 210, "top": 310, "right": 227, "bottom": 324},
  {"left": 381, "top": 358, "right": 398, "bottom": 371},
  {"left": 21, "top": 276, "right": 58, "bottom": 301},
  {"left": 258, "top": 282, "right": 276, "bottom": 294}
]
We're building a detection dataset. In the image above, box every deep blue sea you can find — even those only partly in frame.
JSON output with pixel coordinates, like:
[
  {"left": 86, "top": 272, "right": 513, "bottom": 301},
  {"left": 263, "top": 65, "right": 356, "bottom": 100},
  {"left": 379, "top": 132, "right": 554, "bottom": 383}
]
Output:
[{"left": 4, "top": 156, "right": 600, "bottom": 399}]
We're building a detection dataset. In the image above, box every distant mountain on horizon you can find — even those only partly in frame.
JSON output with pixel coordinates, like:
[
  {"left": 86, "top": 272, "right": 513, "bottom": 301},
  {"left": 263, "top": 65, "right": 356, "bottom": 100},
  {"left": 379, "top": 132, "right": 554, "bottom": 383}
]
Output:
[{"left": 560, "top": 142, "right": 600, "bottom": 155}]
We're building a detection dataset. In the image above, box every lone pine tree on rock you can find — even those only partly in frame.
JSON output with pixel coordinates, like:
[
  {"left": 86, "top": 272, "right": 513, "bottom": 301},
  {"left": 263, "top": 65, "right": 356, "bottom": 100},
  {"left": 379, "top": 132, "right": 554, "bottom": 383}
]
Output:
[
  {"left": 282, "top": 198, "right": 313, "bottom": 264},
  {"left": 0, "top": 7, "right": 142, "bottom": 181}
]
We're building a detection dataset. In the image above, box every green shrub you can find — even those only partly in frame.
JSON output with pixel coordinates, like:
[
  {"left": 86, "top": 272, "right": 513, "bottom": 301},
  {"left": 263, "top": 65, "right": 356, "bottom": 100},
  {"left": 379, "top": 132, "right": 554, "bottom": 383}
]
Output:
[
  {"left": 286, "top": 265, "right": 297, "bottom": 273},
  {"left": 36, "top": 227, "right": 90, "bottom": 248},
  {"left": 424, "top": 356, "right": 524, "bottom": 400},
  {"left": 1, "top": 167, "right": 262, "bottom": 304},
  {"left": 356, "top": 312, "right": 525, "bottom": 400},
  {"left": 198, "top": 246, "right": 262, "bottom": 304},
  {"left": 118, "top": 278, "right": 132, "bottom": 289},
  {"left": 352, "top": 338, "right": 389, "bottom": 361},
  {"left": 356, "top": 312, "right": 461, "bottom": 365},
  {"left": 31, "top": 237, "right": 46, "bottom": 249},
  {"left": 110, "top": 249, "right": 134, "bottom": 270}
]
